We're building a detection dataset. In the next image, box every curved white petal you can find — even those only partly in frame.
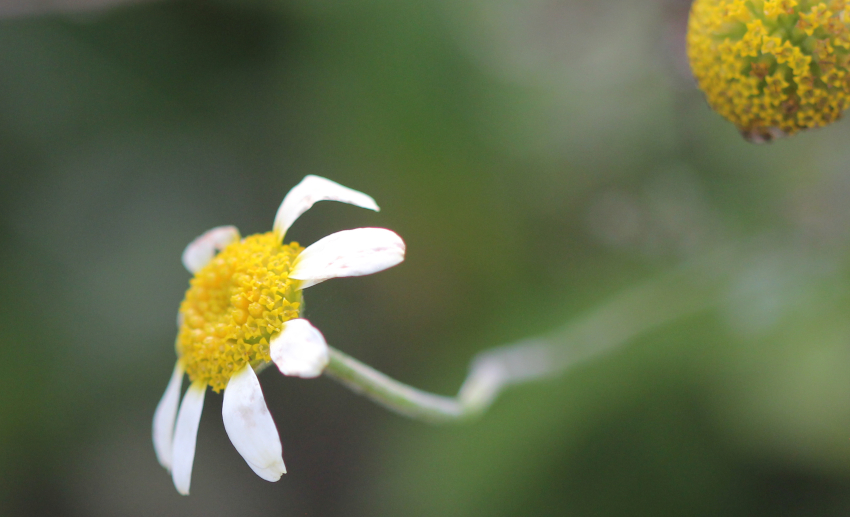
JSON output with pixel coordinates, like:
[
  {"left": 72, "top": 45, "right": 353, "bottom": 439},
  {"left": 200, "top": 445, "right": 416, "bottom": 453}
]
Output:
[
  {"left": 171, "top": 381, "right": 206, "bottom": 495},
  {"left": 222, "top": 365, "right": 286, "bottom": 482},
  {"left": 270, "top": 319, "right": 329, "bottom": 378},
  {"left": 152, "top": 362, "right": 185, "bottom": 471},
  {"left": 273, "top": 175, "right": 379, "bottom": 240},
  {"left": 181, "top": 225, "right": 240, "bottom": 274},
  {"left": 290, "top": 227, "right": 405, "bottom": 289}
]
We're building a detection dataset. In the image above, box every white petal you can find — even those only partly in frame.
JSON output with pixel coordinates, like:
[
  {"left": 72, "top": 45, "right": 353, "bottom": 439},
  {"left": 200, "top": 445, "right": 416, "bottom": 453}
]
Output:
[
  {"left": 181, "top": 225, "right": 240, "bottom": 274},
  {"left": 152, "top": 362, "right": 184, "bottom": 471},
  {"left": 222, "top": 365, "right": 286, "bottom": 482},
  {"left": 171, "top": 381, "right": 206, "bottom": 495},
  {"left": 270, "top": 319, "right": 330, "bottom": 378},
  {"left": 290, "top": 227, "right": 405, "bottom": 289},
  {"left": 272, "top": 175, "right": 379, "bottom": 240}
]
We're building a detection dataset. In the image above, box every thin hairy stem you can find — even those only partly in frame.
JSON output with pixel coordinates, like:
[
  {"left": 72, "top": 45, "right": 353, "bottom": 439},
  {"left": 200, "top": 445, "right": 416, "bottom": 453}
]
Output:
[{"left": 323, "top": 251, "right": 735, "bottom": 424}]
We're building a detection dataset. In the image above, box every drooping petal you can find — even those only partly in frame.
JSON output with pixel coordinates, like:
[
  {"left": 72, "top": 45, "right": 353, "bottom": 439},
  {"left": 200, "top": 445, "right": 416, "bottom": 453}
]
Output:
[
  {"left": 270, "top": 318, "right": 329, "bottom": 378},
  {"left": 181, "top": 225, "right": 240, "bottom": 274},
  {"left": 222, "top": 365, "right": 286, "bottom": 482},
  {"left": 171, "top": 381, "right": 206, "bottom": 495},
  {"left": 152, "top": 362, "right": 185, "bottom": 471},
  {"left": 272, "top": 175, "right": 379, "bottom": 241},
  {"left": 290, "top": 227, "right": 405, "bottom": 289}
]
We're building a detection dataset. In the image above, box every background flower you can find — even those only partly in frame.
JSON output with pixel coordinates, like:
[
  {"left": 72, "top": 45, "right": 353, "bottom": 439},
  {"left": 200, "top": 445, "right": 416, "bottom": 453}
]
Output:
[{"left": 688, "top": 0, "right": 850, "bottom": 141}]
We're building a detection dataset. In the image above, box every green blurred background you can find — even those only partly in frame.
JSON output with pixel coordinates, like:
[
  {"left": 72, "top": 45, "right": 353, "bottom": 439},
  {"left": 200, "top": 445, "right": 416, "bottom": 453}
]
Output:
[{"left": 2, "top": 0, "right": 850, "bottom": 515}]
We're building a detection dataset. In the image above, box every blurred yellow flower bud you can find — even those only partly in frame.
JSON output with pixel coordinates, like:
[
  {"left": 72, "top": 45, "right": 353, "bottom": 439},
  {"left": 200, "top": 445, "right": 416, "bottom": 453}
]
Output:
[{"left": 687, "top": 0, "right": 850, "bottom": 142}]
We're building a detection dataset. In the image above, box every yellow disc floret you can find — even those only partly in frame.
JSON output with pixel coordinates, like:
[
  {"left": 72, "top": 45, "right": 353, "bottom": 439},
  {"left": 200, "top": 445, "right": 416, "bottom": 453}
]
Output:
[
  {"left": 687, "top": 0, "right": 850, "bottom": 141},
  {"left": 177, "top": 232, "right": 304, "bottom": 392}
]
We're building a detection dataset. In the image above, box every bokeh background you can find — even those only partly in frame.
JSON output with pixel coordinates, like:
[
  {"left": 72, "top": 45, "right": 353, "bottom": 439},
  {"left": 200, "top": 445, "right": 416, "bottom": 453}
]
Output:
[{"left": 2, "top": 0, "right": 850, "bottom": 515}]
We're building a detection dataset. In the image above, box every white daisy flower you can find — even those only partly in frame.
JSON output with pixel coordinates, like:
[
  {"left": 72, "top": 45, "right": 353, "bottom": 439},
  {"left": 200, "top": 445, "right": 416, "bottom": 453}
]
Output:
[{"left": 152, "top": 175, "right": 405, "bottom": 495}]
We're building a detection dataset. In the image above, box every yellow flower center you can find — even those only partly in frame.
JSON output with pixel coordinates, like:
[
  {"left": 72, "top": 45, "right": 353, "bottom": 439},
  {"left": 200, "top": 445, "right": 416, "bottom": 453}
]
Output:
[
  {"left": 687, "top": 0, "right": 850, "bottom": 141},
  {"left": 177, "top": 232, "right": 304, "bottom": 392}
]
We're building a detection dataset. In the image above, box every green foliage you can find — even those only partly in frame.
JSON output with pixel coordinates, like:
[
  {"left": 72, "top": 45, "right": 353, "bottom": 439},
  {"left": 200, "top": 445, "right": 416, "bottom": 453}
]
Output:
[{"left": 1, "top": 0, "right": 850, "bottom": 515}]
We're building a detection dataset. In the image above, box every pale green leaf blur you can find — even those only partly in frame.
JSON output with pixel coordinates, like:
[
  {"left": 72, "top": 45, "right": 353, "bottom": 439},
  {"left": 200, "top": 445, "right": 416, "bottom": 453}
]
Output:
[{"left": 1, "top": 0, "right": 850, "bottom": 515}]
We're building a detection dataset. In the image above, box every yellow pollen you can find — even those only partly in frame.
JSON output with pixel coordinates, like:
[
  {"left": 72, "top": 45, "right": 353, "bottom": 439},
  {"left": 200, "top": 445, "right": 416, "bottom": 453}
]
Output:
[
  {"left": 177, "top": 232, "right": 304, "bottom": 392},
  {"left": 687, "top": 0, "right": 850, "bottom": 141}
]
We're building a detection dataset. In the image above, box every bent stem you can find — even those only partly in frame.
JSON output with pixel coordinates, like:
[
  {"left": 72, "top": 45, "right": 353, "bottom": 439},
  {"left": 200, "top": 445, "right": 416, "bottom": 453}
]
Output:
[{"left": 323, "top": 251, "right": 735, "bottom": 424}]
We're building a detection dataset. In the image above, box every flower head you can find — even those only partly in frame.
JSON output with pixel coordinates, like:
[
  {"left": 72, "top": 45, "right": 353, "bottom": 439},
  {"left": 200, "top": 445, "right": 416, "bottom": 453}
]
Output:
[
  {"left": 152, "top": 176, "right": 405, "bottom": 494},
  {"left": 687, "top": 0, "right": 850, "bottom": 141}
]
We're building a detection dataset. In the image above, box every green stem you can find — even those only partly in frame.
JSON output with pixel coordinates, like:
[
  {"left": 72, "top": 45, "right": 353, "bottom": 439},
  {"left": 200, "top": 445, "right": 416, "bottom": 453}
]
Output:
[{"left": 323, "top": 251, "right": 735, "bottom": 424}]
